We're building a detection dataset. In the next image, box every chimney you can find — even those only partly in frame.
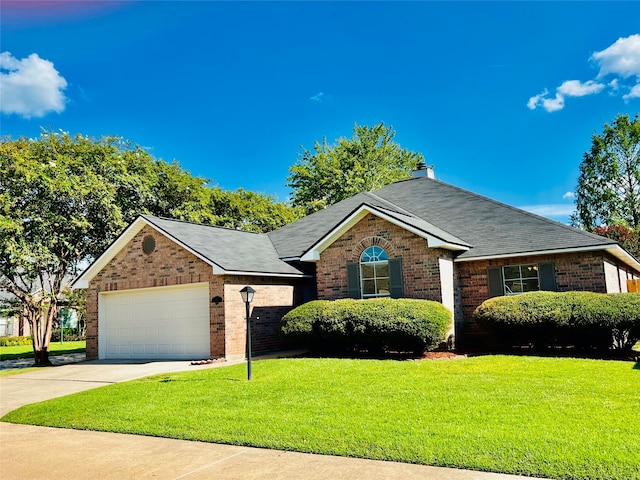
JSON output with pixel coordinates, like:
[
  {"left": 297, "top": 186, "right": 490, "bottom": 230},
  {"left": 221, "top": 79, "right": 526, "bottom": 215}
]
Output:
[{"left": 412, "top": 162, "right": 435, "bottom": 179}]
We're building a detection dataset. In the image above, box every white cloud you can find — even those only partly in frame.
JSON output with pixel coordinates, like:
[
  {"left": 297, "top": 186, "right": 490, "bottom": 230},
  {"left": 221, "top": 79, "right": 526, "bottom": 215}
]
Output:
[
  {"left": 623, "top": 83, "right": 640, "bottom": 100},
  {"left": 519, "top": 204, "right": 575, "bottom": 218},
  {"left": 591, "top": 34, "right": 640, "bottom": 79},
  {"left": 0, "top": 52, "right": 68, "bottom": 118},
  {"left": 309, "top": 92, "right": 324, "bottom": 102},
  {"left": 557, "top": 80, "right": 605, "bottom": 97},
  {"left": 562, "top": 191, "right": 575, "bottom": 200},
  {"left": 527, "top": 34, "right": 640, "bottom": 112},
  {"left": 527, "top": 91, "right": 565, "bottom": 112}
]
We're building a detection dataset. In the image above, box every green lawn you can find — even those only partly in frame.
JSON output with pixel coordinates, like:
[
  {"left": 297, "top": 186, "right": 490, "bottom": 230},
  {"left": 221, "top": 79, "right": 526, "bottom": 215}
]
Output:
[
  {"left": 2, "top": 356, "right": 638, "bottom": 480},
  {"left": 0, "top": 341, "right": 86, "bottom": 361}
]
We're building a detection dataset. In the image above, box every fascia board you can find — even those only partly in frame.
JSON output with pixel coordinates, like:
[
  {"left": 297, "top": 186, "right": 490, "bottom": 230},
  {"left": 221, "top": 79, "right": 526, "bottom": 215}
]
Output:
[
  {"left": 212, "top": 267, "right": 311, "bottom": 278},
  {"left": 300, "top": 204, "right": 468, "bottom": 262},
  {"left": 455, "top": 244, "right": 640, "bottom": 273},
  {"left": 71, "top": 217, "right": 148, "bottom": 289}
]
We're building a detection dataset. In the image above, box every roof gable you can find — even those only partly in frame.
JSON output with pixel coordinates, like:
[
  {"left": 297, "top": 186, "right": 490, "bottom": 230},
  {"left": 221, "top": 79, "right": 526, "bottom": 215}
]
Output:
[
  {"left": 300, "top": 203, "right": 470, "bottom": 262},
  {"left": 73, "top": 216, "right": 305, "bottom": 288}
]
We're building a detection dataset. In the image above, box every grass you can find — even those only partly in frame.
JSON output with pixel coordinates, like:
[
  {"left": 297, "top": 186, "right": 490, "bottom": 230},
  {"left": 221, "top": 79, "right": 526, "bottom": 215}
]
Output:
[
  {"left": 2, "top": 356, "right": 639, "bottom": 480},
  {"left": 0, "top": 367, "right": 44, "bottom": 377},
  {"left": 0, "top": 341, "right": 86, "bottom": 361}
]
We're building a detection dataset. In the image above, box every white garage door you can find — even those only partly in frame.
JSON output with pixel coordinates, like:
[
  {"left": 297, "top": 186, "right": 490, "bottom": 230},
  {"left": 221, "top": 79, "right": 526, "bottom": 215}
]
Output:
[{"left": 99, "top": 283, "right": 210, "bottom": 360}]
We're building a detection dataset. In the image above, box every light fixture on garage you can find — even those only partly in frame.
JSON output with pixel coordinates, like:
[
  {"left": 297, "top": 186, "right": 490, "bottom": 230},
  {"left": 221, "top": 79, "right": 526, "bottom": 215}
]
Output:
[
  {"left": 239, "top": 286, "right": 256, "bottom": 381},
  {"left": 211, "top": 296, "right": 222, "bottom": 304}
]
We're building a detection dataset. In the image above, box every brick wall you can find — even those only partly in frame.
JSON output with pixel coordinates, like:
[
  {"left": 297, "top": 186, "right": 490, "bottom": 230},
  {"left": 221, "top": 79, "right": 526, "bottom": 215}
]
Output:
[
  {"left": 86, "top": 225, "right": 217, "bottom": 359},
  {"left": 316, "top": 214, "right": 453, "bottom": 303},
  {"left": 455, "top": 250, "right": 637, "bottom": 345},
  {"left": 223, "top": 278, "right": 298, "bottom": 359},
  {"left": 86, "top": 225, "right": 299, "bottom": 360}
]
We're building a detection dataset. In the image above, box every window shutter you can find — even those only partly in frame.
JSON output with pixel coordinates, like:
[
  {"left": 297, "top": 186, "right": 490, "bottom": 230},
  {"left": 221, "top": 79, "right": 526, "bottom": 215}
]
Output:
[
  {"left": 346, "top": 262, "right": 360, "bottom": 299},
  {"left": 487, "top": 267, "right": 503, "bottom": 297},
  {"left": 538, "top": 262, "right": 557, "bottom": 291},
  {"left": 389, "top": 258, "right": 404, "bottom": 298}
]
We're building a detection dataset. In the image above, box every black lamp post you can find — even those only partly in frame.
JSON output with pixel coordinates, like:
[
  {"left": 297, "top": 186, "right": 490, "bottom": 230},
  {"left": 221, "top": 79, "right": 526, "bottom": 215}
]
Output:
[{"left": 239, "top": 286, "right": 256, "bottom": 380}]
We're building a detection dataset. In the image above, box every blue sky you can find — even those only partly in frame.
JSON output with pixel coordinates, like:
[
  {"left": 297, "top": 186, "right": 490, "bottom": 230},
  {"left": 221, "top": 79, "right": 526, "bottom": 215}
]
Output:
[{"left": 1, "top": 1, "right": 639, "bottom": 225}]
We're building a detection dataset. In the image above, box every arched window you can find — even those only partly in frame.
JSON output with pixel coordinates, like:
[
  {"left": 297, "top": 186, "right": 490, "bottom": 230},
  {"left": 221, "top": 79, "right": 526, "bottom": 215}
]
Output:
[{"left": 359, "top": 246, "right": 390, "bottom": 298}]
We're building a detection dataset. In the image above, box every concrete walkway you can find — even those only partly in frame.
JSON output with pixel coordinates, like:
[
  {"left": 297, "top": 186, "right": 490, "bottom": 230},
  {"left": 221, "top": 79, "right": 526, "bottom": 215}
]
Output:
[{"left": 0, "top": 355, "right": 538, "bottom": 480}]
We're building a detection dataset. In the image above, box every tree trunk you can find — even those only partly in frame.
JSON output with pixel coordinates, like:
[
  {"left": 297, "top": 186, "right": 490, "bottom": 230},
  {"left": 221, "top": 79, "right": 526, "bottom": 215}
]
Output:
[
  {"left": 33, "top": 348, "right": 52, "bottom": 367},
  {"left": 29, "top": 301, "right": 56, "bottom": 367}
]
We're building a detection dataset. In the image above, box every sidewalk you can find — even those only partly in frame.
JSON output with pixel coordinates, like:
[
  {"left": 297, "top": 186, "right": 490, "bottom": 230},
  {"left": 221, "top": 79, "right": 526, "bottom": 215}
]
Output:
[{"left": 0, "top": 354, "right": 539, "bottom": 480}]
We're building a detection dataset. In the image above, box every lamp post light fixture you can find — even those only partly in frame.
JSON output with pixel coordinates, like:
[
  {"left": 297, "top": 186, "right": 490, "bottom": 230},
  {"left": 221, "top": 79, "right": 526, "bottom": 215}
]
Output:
[{"left": 239, "top": 286, "right": 256, "bottom": 380}]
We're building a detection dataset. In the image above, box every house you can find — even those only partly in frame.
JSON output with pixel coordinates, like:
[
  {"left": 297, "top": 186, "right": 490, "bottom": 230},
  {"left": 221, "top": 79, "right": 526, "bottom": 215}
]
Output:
[{"left": 74, "top": 169, "right": 640, "bottom": 360}]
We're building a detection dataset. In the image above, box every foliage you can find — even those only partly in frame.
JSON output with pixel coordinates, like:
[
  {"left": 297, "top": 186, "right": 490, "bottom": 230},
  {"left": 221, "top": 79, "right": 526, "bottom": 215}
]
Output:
[
  {"left": 0, "top": 336, "right": 32, "bottom": 347},
  {"left": 573, "top": 114, "right": 640, "bottom": 247},
  {"left": 1, "top": 130, "right": 299, "bottom": 364},
  {"left": 287, "top": 122, "right": 425, "bottom": 214},
  {"left": 210, "top": 187, "right": 303, "bottom": 233},
  {"left": 281, "top": 298, "right": 451, "bottom": 354},
  {"left": 592, "top": 223, "right": 640, "bottom": 259},
  {"left": 473, "top": 291, "right": 640, "bottom": 351},
  {"left": 4, "top": 357, "right": 639, "bottom": 480},
  {"left": 50, "top": 328, "right": 85, "bottom": 342}
]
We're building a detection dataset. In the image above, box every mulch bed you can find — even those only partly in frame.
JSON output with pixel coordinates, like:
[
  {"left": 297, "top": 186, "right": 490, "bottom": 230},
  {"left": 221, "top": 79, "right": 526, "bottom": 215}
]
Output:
[{"left": 416, "top": 351, "right": 467, "bottom": 360}]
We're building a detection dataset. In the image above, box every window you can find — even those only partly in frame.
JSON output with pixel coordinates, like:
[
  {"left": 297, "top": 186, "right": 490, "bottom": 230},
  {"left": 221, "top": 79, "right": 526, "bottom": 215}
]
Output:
[
  {"left": 502, "top": 264, "right": 539, "bottom": 294},
  {"left": 360, "top": 246, "right": 390, "bottom": 298},
  {"left": 487, "top": 262, "right": 557, "bottom": 298},
  {"left": 346, "top": 249, "right": 404, "bottom": 299}
]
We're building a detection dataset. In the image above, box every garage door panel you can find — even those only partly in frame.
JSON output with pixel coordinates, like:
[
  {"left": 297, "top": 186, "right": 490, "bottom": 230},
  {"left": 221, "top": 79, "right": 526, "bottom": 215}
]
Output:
[{"left": 100, "top": 283, "right": 210, "bottom": 360}]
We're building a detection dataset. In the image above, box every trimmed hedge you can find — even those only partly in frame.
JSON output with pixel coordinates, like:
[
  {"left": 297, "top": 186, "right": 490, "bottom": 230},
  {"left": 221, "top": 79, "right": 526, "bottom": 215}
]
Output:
[
  {"left": 281, "top": 298, "right": 452, "bottom": 355},
  {"left": 0, "top": 336, "right": 32, "bottom": 347},
  {"left": 473, "top": 291, "right": 640, "bottom": 352}
]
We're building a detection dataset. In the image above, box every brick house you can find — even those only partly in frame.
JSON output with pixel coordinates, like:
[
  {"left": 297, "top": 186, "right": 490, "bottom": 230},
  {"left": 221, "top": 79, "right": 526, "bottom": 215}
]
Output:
[{"left": 74, "top": 170, "right": 640, "bottom": 359}]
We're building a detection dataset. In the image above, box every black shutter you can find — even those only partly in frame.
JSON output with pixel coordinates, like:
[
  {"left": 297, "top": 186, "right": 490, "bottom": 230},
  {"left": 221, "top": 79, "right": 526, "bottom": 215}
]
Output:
[
  {"left": 488, "top": 267, "right": 503, "bottom": 297},
  {"left": 346, "top": 262, "right": 361, "bottom": 299},
  {"left": 389, "top": 258, "right": 404, "bottom": 298},
  {"left": 538, "top": 262, "right": 557, "bottom": 291}
]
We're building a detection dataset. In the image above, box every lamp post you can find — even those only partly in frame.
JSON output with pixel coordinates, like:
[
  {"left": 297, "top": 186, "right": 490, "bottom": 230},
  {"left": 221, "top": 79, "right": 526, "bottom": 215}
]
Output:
[{"left": 239, "top": 286, "right": 256, "bottom": 380}]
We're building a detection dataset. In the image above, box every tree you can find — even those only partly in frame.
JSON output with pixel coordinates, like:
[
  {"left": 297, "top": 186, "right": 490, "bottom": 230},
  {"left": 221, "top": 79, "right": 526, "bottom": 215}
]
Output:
[
  {"left": 287, "top": 122, "right": 425, "bottom": 214},
  {"left": 1, "top": 131, "right": 302, "bottom": 364},
  {"left": 0, "top": 131, "right": 214, "bottom": 365},
  {"left": 210, "top": 187, "right": 303, "bottom": 233},
  {"left": 573, "top": 114, "right": 640, "bottom": 231}
]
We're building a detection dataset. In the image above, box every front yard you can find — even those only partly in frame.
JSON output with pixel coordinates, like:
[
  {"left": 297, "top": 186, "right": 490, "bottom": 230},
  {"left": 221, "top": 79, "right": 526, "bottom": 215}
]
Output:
[
  {"left": 0, "top": 341, "right": 86, "bottom": 361},
  {"left": 2, "top": 355, "right": 638, "bottom": 480}
]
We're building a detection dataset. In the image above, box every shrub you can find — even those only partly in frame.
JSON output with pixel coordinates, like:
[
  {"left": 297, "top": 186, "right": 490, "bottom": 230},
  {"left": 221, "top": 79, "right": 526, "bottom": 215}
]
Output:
[
  {"left": 281, "top": 298, "right": 451, "bottom": 355},
  {"left": 473, "top": 292, "right": 640, "bottom": 352},
  {"left": 0, "top": 336, "right": 32, "bottom": 347},
  {"left": 51, "top": 328, "right": 85, "bottom": 342}
]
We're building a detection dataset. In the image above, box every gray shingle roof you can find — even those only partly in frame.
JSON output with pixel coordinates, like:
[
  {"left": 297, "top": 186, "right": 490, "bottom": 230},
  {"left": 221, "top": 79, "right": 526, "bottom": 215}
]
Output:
[
  {"left": 268, "top": 176, "right": 618, "bottom": 261},
  {"left": 142, "top": 216, "right": 305, "bottom": 276}
]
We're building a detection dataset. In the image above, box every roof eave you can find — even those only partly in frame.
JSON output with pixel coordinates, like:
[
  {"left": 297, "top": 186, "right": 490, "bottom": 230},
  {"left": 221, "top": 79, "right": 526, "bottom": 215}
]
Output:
[{"left": 454, "top": 244, "right": 640, "bottom": 272}]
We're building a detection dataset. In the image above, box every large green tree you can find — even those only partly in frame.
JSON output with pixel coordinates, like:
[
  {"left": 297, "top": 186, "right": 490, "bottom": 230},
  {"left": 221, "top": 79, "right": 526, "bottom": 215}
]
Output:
[
  {"left": 572, "top": 114, "right": 640, "bottom": 259},
  {"left": 287, "top": 122, "right": 425, "bottom": 214},
  {"left": 210, "top": 187, "right": 303, "bottom": 233},
  {"left": 573, "top": 114, "right": 640, "bottom": 230},
  {"left": 1, "top": 131, "right": 296, "bottom": 365}
]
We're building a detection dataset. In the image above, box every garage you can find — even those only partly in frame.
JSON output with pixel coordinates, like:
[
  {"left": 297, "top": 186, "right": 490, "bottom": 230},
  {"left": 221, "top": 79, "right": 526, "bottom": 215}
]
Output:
[{"left": 98, "top": 283, "right": 210, "bottom": 360}]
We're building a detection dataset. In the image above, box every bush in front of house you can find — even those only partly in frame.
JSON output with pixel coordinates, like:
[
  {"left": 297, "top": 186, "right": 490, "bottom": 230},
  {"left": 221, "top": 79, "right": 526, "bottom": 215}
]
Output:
[
  {"left": 0, "top": 336, "right": 32, "bottom": 347},
  {"left": 473, "top": 291, "right": 640, "bottom": 352},
  {"left": 281, "top": 298, "right": 452, "bottom": 355},
  {"left": 51, "top": 328, "right": 86, "bottom": 342}
]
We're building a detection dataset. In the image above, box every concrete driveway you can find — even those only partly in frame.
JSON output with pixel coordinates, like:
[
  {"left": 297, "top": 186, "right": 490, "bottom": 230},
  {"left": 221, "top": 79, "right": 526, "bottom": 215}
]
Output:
[{"left": 0, "top": 357, "right": 537, "bottom": 480}]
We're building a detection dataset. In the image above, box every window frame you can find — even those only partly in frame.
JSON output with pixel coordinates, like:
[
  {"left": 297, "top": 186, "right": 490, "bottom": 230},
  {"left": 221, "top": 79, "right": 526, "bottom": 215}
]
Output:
[{"left": 359, "top": 246, "right": 391, "bottom": 298}]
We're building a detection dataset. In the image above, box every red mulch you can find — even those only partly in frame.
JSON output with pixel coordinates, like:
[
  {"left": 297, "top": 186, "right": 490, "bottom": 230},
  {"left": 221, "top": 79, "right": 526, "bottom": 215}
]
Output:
[{"left": 417, "top": 351, "right": 467, "bottom": 360}]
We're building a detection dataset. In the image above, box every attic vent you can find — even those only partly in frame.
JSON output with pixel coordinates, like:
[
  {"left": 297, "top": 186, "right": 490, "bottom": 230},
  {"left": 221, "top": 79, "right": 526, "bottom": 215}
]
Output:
[{"left": 142, "top": 235, "right": 156, "bottom": 254}]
